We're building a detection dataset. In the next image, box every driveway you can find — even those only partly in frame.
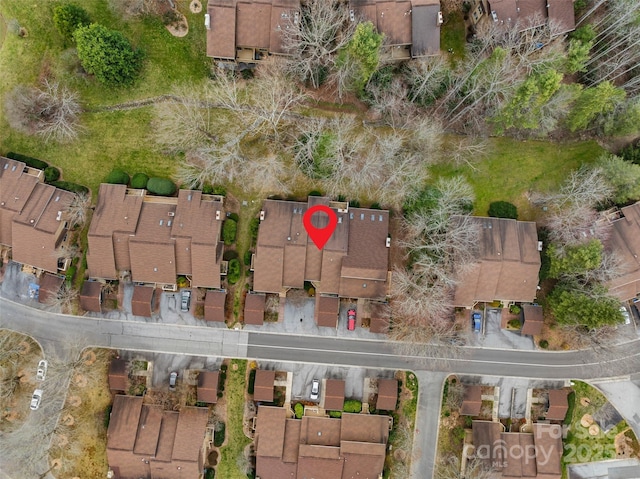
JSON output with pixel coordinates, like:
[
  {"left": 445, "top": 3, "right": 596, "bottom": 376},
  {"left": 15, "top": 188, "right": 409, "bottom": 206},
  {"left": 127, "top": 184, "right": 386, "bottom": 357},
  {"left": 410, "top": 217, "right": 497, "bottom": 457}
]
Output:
[{"left": 468, "top": 307, "right": 535, "bottom": 350}]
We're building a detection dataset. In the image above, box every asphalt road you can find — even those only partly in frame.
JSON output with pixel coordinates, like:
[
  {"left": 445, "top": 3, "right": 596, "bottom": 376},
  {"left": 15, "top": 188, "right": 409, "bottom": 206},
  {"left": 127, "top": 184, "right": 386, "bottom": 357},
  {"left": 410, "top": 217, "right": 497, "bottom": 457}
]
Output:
[{"left": 2, "top": 297, "right": 640, "bottom": 479}]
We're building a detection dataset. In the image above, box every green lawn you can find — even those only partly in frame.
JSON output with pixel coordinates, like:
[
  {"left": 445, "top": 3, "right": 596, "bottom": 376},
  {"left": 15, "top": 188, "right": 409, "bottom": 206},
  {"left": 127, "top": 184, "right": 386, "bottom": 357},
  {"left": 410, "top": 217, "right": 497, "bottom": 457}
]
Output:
[
  {"left": 430, "top": 137, "right": 605, "bottom": 220},
  {"left": 0, "top": 0, "right": 209, "bottom": 190},
  {"left": 441, "top": 10, "right": 466, "bottom": 63},
  {"left": 218, "top": 359, "right": 252, "bottom": 479},
  {"left": 562, "top": 381, "right": 639, "bottom": 476}
]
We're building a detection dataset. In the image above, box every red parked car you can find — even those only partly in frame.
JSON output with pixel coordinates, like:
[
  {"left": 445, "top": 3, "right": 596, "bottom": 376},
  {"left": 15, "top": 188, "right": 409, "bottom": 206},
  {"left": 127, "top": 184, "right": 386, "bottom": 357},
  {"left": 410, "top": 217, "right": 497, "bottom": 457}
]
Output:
[{"left": 347, "top": 309, "right": 356, "bottom": 331}]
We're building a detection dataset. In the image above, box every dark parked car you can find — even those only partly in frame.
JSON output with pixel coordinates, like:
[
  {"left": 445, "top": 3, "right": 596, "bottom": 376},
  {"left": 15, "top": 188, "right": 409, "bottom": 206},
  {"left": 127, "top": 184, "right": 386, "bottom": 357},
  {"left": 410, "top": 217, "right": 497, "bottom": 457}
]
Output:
[
  {"left": 472, "top": 312, "right": 482, "bottom": 333},
  {"left": 347, "top": 309, "right": 356, "bottom": 331}
]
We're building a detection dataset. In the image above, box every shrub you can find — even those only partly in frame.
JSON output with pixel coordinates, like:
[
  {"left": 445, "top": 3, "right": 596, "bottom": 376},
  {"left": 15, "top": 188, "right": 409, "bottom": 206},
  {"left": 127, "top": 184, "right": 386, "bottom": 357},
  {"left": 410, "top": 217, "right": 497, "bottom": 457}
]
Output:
[
  {"left": 106, "top": 169, "right": 130, "bottom": 185},
  {"left": 147, "top": 177, "right": 177, "bottom": 196},
  {"left": 343, "top": 400, "right": 362, "bottom": 413},
  {"left": 6, "top": 152, "right": 48, "bottom": 170},
  {"left": 244, "top": 250, "right": 253, "bottom": 266},
  {"left": 130, "top": 173, "right": 149, "bottom": 189},
  {"left": 370, "top": 202, "right": 381, "bottom": 209},
  {"left": 205, "top": 468, "right": 215, "bottom": 479},
  {"left": 508, "top": 319, "right": 522, "bottom": 329},
  {"left": 227, "top": 259, "right": 241, "bottom": 284},
  {"left": 329, "top": 410, "right": 342, "bottom": 418},
  {"left": 294, "top": 402, "right": 304, "bottom": 419},
  {"left": 349, "top": 200, "right": 360, "bottom": 208},
  {"left": 539, "top": 339, "right": 549, "bottom": 349},
  {"left": 248, "top": 368, "right": 256, "bottom": 394},
  {"left": 65, "top": 265, "right": 77, "bottom": 285},
  {"left": 509, "top": 304, "right": 522, "bottom": 315},
  {"left": 249, "top": 218, "right": 260, "bottom": 245},
  {"left": 212, "top": 185, "right": 226, "bottom": 195},
  {"left": 488, "top": 201, "right": 518, "bottom": 220},
  {"left": 74, "top": 24, "right": 143, "bottom": 87},
  {"left": 223, "top": 219, "right": 237, "bottom": 245},
  {"left": 44, "top": 166, "right": 61, "bottom": 183},
  {"left": 620, "top": 140, "right": 640, "bottom": 165},
  {"left": 53, "top": 4, "right": 91, "bottom": 41},
  {"left": 103, "top": 404, "right": 112, "bottom": 428},
  {"left": 228, "top": 212, "right": 239, "bottom": 222},
  {"left": 202, "top": 183, "right": 214, "bottom": 194},
  {"left": 49, "top": 180, "right": 89, "bottom": 194},
  {"left": 213, "top": 422, "right": 225, "bottom": 447},
  {"left": 309, "top": 190, "right": 323, "bottom": 196}
]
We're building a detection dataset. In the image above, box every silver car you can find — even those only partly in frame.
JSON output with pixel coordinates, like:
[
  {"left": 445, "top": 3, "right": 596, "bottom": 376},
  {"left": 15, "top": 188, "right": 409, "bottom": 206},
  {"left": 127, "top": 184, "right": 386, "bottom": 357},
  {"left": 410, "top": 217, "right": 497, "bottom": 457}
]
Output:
[
  {"left": 36, "top": 359, "right": 48, "bottom": 381},
  {"left": 310, "top": 379, "right": 320, "bottom": 400},
  {"left": 620, "top": 306, "right": 631, "bottom": 325},
  {"left": 30, "top": 389, "right": 43, "bottom": 410},
  {"left": 180, "top": 290, "right": 191, "bottom": 312}
]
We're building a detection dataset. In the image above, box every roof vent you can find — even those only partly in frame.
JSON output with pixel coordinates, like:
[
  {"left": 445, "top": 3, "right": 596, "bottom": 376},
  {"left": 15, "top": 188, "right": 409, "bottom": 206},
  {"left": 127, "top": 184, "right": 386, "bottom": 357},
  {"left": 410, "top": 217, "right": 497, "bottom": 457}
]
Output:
[
  {"left": 260, "top": 211, "right": 265, "bottom": 221},
  {"left": 386, "top": 237, "right": 391, "bottom": 248},
  {"left": 168, "top": 211, "right": 175, "bottom": 217},
  {"left": 3, "top": 164, "right": 7, "bottom": 170},
  {"left": 537, "top": 241, "right": 543, "bottom": 251},
  {"left": 187, "top": 194, "right": 192, "bottom": 201},
  {"left": 350, "top": 213, "right": 354, "bottom": 219},
  {"left": 338, "top": 217, "right": 342, "bottom": 223},
  {"left": 371, "top": 214, "right": 375, "bottom": 221},
  {"left": 11, "top": 165, "right": 16, "bottom": 171},
  {"left": 55, "top": 196, "right": 60, "bottom": 202},
  {"left": 349, "top": 9, "right": 355, "bottom": 21},
  {"left": 56, "top": 211, "right": 62, "bottom": 221},
  {"left": 30, "top": 219, "right": 35, "bottom": 224},
  {"left": 287, "top": 236, "right": 291, "bottom": 241},
  {"left": 360, "top": 213, "right": 364, "bottom": 220},
  {"left": 167, "top": 220, "right": 172, "bottom": 226},
  {"left": 204, "top": 13, "right": 210, "bottom": 29},
  {"left": 216, "top": 211, "right": 221, "bottom": 220},
  {"left": 159, "top": 219, "right": 164, "bottom": 226},
  {"left": 154, "top": 267, "right": 158, "bottom": 272}
]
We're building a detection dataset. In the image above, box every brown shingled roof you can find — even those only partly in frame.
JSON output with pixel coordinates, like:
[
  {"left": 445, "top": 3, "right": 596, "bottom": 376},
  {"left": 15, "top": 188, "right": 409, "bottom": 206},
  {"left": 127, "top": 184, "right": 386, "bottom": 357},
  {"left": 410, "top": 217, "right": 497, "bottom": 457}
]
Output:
[
  {"left": 256, "top": 405, "right": 287, "bottom": 458},
  {"left": 253, "top": 198, "right": 390, "bottom": 300},
  {"left": 206, "top": 0, "right": 300, "bottom": 61},
  {"left": 546, "top": 389, "right": 569, "bottom": 421},
  {"left": 204, "top": 290, "right": 226, "bottom": 322},
  {"left": 11, "top": 183, "right": 74, "bottom": 272},
  {"left": 323, "top": 379, "right": 345, "bottom": 411},
  {"left": 108, "top": 359, "right": 128, "bottom": 391},
  {"left": 453, "top": 217, "right": 541, "bottom": 308},
  {"left": 197, "top": 371, "right": 220, "bottom": 403},
  {"left": 131, "top": 285, "right": 155, "bottom": 318},
  {"left": 37, "top": 273, "right": 64, "bottom": 304},
  {"left": 80, "top": 280, "right": 103, "bottom": 313},
  {"left": 460, "top": 385, "right": 482, "bottom": 416},
  {"left": 0, "top": 157, "right": 41, "bottom": 247},
  {"left": 245, "top": 292, "right": 266, "bottom": 325},
  {"left": 254, "top": 369, "right": 276, "bottom": 402},
  {"left": 607, "top": 202, "right": 640, "bottom": 301},
  {"left": 315, "top": 295, "right": 339, "bottom": 328},
  {"left": 87, "top": 184, "right": 224, "bottom": 287},
  {"left": 521, "top": 304, "right": 543, "bottom": 336},
  {"left": 376, "top": 379, "right": 398, "bottom": 411}
]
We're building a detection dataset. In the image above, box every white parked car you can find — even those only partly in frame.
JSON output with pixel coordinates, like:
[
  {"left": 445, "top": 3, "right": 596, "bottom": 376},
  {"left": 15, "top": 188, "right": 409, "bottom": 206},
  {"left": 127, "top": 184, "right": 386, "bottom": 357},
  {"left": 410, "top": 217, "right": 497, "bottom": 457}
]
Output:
[
  {"left": 620, "top": 306, "right": 631, "bottom": 325},
  {"left": 310, "top": 379, "right": 320, "bottom": 401},
  {"left": 36, "top": 359, "right": 48, "bottom": 381},
  {"left": 30, "top": 389, "right": 43, "bottom": 411}
]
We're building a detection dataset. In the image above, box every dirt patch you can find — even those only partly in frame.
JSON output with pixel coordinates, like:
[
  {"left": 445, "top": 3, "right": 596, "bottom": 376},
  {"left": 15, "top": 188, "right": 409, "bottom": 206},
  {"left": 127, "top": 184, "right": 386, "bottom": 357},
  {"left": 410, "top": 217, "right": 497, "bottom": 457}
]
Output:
[
  {"left": 165, "top": 11, "right": 189, "bottom": 37},
  {"left": 68, "top": 395, "right": 82, "bottom": 407},
  {"left": 580, "top": 397, "right": 591, "bottom": 407},
  {"left": 82, "top": 350, "right": 96, "bottom": 365},
  {"left": 190, "top": 0, "right": 203, "bottom": 13},
  {"left": 74, "top": 373, "right": 88, "bottom": 388}
]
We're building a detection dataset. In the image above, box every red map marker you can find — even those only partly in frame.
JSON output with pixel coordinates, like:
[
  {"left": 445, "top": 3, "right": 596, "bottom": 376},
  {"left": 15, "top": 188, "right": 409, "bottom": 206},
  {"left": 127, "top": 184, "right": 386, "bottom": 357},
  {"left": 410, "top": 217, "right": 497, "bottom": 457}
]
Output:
[{"left": 303, "top": 205, "right": 338, "bottom": 250}]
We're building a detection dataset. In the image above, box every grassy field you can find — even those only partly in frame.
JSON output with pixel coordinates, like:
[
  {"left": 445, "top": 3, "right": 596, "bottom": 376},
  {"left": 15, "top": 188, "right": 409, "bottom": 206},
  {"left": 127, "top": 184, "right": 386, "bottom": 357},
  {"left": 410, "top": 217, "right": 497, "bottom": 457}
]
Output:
[
  {"left": 441, "top": 10, "right": 466, "bottom": 63},
  {"left": 217, "top": 359, "right": 252, "bottom": 479},
  {"left": 430, "top": 137, "right": 605, "bottom": 220},
  {"left": 562, "top": 381, "right": 639, "bottom": 476}
]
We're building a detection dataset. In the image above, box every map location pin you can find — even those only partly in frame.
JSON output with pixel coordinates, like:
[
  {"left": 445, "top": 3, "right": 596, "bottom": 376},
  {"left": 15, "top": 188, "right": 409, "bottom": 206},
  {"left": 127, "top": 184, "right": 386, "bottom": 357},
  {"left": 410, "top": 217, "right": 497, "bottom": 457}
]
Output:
[{"left": 303, "top": 205, "right": 338, "bottom": 250}]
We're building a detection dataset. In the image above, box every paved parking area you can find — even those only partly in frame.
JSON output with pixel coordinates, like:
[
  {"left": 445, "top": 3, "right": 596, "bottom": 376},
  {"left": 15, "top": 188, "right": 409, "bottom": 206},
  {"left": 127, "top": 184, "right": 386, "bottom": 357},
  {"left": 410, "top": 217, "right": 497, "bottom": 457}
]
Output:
[{"left": 467, "top": 308, "right": 535, "bottom": 351}]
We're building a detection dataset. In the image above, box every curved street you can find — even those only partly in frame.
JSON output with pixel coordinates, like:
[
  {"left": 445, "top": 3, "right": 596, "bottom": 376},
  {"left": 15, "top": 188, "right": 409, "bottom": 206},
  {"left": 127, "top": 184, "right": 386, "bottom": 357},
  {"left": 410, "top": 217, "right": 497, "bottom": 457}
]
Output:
[{"left": 1, "top": 297, "right": 640, "bottom": 478}]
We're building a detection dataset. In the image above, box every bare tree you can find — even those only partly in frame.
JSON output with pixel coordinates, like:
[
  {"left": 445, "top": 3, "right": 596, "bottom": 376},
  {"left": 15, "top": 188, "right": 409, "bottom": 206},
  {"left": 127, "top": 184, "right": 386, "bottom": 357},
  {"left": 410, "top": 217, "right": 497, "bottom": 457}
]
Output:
[
  {"left": 281, "top": 0, "right": 356, "bottom": 88},
  {"left": 45, "top": 284, "right": 79, "bottom": 314},
  {"left": 437, "top": 455, "right": 494, "bottom": 479},
  {"left": 4, "top": 80, "right": 82, "bottom": 142},
  {"left": 64, "top": 192, "right": 91, "bottom": 228},
  {"left": 446, "top": 380, "right": 466, "bottom": 411}
]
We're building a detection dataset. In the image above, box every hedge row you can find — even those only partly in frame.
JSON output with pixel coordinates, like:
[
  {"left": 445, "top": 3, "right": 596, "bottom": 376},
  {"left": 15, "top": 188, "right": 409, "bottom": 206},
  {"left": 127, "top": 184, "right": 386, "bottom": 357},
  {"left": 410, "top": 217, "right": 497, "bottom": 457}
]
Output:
[
  {"left": 50, "top": 180, "right": 89, "bottom": 194},
  {"left": 6, "top": 152, "right": 49, "bottom": 170}
]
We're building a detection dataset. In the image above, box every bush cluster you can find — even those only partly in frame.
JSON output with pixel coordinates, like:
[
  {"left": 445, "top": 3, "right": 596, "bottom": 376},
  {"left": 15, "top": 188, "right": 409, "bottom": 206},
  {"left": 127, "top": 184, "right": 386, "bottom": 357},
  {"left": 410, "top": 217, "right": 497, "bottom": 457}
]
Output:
[
  {"left": 248, "top": 368, "right": 256, "bottom": 394},
  {"left": 6, "top": 152, "right": 48, "bottom": 170},
  {"left": 488, "top": 201, "right": 518, "bottom": 220},
  {"left": 49, "top": 180, "right": 89, "bottom": 194},
  {"left": 223, "top": 219, "right": 237, "bottom": 246},
  {"left": 227, "top": 259, "right": 241, "bottom": 284},
  {"left": 130, "top": 173, "right": 149, "bottom": 189},
  {"left": 106, "top": 169, "right": 130, "bottom": 185},
  {"left": 147, "top": 177, "right": 177, "bottom": 196},
  {"left": 294, "top": 403, "right": 304, "bottom": 419},
  {"left": 343, "top": 399, "right": 362, "bottom": 413},
  {"left": 44, "top": 166, "right": 61, "bottom": 183}
]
